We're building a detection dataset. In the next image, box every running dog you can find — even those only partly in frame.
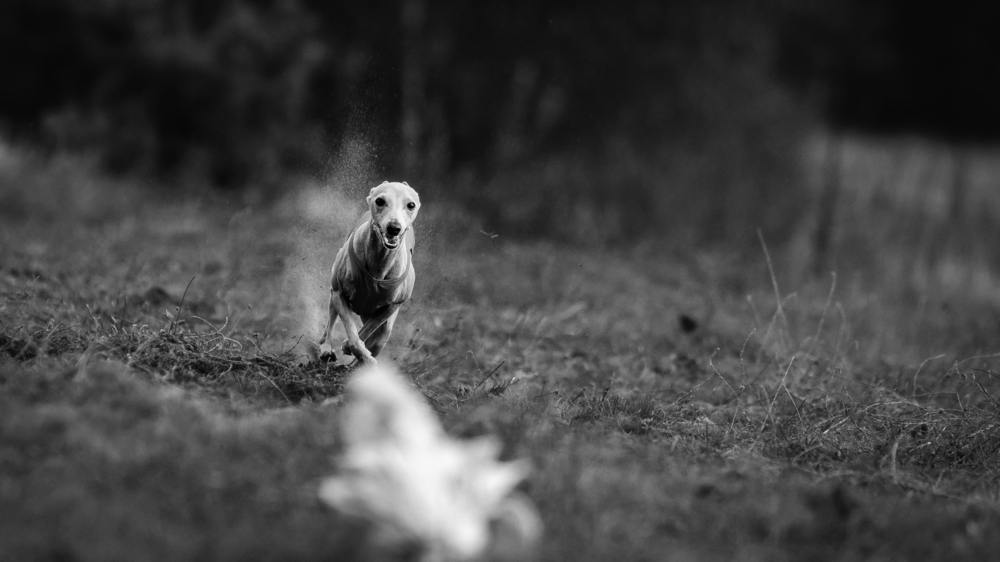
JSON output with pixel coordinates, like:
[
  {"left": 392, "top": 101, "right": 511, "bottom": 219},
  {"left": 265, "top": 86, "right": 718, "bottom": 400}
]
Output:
[{"left": 318, "top": 181, "right": 420, "bottom": 365}]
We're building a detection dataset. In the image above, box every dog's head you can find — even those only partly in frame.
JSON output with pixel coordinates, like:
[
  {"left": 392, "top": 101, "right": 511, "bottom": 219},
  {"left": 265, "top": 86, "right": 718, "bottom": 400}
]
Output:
[{"left": 367, "top": 181, "right": 421, "bottom": 250}]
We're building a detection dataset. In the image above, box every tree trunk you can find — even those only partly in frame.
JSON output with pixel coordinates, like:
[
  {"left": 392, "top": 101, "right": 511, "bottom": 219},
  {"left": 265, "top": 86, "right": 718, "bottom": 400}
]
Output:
[{"left": 400, "top": 0, "right": 426, "bottom": 177}]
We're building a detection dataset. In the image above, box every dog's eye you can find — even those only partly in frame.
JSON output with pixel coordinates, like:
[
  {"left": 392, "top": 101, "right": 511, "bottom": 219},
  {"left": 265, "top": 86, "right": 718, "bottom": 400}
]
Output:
[
  {"left": 374, "top": 197, "right": 386, "bottom": 207},
  {"left": 406, "top": 202, "right": 416, "bottom": 211}
]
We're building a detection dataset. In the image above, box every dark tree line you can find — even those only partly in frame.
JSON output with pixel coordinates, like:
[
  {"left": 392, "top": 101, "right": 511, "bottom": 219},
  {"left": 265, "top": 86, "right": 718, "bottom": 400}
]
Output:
[
  {"left": 778, "top": 0, "right": 1000, "bottom": 140},
  {"left": 1, "top": 0, "right": 998, "bottom": 243},
  {"left": 0, "top": 0, "right": 798, "bottom": 185}
]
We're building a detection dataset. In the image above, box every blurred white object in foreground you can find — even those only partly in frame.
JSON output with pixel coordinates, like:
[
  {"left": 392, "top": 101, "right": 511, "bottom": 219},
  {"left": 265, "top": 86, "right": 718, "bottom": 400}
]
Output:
[{"left": 318, "top": 363, "right": 541, "bottom": 560}]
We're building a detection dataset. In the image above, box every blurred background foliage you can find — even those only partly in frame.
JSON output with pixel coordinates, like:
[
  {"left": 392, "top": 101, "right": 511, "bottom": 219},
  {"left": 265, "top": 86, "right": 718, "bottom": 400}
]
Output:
[{"left": 2, "top": 0, "right": 1000, "bottom": 249}]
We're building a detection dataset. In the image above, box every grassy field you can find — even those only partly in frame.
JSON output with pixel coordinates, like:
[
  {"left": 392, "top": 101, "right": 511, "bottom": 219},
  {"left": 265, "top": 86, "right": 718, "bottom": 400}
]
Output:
[{"left": 3, "top": 147, "right": 1000, "bottom": 561}]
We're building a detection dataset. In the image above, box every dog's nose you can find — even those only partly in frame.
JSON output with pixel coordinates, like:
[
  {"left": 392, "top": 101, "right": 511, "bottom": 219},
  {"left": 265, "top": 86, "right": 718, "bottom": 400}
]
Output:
[{"left": 386, "top": 223, "right": 402, "bottom": 237}]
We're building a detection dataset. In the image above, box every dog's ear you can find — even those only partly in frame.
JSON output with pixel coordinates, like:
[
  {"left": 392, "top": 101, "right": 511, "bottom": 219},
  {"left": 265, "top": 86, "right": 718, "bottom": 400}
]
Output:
[{"left": 402, "top": 181, "right": 409, "bottom": 186}]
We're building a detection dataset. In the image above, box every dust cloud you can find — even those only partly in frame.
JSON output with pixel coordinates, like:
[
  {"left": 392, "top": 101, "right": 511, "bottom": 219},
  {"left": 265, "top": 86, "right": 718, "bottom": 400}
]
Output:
[{"left": 276, "top": 137, "right": 379, "bottom": 357}]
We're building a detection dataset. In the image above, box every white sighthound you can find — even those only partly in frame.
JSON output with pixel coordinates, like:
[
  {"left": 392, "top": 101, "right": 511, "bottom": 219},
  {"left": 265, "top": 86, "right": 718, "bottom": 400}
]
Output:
[{"left": 317, "top": 181, "right": 420, "bottom": 365}]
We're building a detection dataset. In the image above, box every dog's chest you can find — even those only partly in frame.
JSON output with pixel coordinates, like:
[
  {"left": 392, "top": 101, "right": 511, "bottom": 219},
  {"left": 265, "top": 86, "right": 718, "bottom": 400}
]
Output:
[{"left": 345, "top": 274, "right": 409, "bottom": 318}]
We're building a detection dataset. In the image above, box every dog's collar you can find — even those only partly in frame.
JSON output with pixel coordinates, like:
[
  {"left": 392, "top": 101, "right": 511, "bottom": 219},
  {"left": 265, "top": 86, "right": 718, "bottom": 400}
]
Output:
[{"left": 347, "top": 227, "right": 411, "bottom": 289}]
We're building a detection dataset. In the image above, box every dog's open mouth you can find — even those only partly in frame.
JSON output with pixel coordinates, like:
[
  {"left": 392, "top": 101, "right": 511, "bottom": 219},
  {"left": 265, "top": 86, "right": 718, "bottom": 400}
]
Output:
[{"left": 375, "top": 224, "right": 402, "bottom": 250}]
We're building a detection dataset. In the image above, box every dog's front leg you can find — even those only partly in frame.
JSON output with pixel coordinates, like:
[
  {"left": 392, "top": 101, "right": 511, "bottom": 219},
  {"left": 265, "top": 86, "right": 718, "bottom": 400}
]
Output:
[
  {"left": 358, "top": 307, "right": 399, "bottom": 358},
  {"left": 330, "top": 290, "right": 376, "bottom": 365}
]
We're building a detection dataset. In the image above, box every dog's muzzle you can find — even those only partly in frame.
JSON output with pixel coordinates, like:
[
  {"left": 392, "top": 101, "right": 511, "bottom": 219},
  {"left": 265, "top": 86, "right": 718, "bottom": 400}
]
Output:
[{"left": 375, "top": 221, "right": 404, "bottom": 249}]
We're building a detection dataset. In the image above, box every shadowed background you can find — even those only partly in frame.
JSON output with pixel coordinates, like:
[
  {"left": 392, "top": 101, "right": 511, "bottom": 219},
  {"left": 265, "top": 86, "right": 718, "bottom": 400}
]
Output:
[{"left": 4, "top": 0, "right": 1000, "bottom": 262}]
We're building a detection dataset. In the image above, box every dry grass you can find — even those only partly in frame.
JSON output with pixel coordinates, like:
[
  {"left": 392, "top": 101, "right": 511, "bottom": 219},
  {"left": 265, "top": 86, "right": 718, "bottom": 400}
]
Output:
[{"left": 3, "top": 142, "right": 1000, "bottom": 561}]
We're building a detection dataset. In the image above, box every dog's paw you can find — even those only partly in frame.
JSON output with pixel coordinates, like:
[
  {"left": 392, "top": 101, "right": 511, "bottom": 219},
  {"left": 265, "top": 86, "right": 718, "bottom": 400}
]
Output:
[
  {"left": 301, "top": 340, "right": 339, "bottom": 365},
  {"left": 342, "top": 341, "right": 376, "bottom": 366}
]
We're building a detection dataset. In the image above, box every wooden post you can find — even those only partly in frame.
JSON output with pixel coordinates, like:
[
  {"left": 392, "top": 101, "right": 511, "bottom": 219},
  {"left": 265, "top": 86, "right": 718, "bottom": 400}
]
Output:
[
  {"left": 948, "top": 147, "right": 967, "bottom": 225},
  {"left": 812, "top": 132, "right": 841, "bottom": 275}
]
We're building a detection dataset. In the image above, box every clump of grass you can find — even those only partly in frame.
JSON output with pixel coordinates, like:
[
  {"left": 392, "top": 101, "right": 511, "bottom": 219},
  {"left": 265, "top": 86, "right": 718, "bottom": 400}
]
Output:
[
  {"left": 119, "top": 324, "right": 349, "bottom": 403},
  {"left": 570, "top": 390, "right": 664, "bottom": 422},
  {"left": 568, "top": 389, "right": 669, "bottom": 435}
]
